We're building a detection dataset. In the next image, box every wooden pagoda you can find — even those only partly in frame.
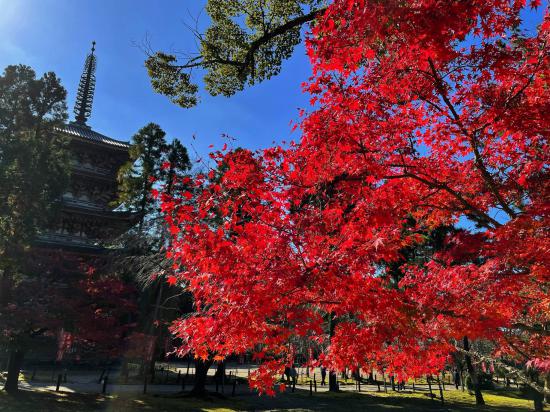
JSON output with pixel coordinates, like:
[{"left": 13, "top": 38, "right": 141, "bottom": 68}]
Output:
[{"left": 33, "top": 42, "right": 137, "bottom": 274}]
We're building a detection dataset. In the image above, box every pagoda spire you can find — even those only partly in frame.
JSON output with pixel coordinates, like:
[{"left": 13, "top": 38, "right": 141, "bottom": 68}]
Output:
[{"left": 73, "top": 41, "right": 97, "bottom": 126}]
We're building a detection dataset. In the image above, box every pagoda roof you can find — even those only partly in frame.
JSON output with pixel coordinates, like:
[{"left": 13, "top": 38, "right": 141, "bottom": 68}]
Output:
[
  {"left": 57, "top": 123, "right": 130, "bottom": 150},
  {"left": 34, "top": 234, "right": 107, "bottom": 254},
  {"left": 62, "top": 204, "right": 141, "bottom": 221}
]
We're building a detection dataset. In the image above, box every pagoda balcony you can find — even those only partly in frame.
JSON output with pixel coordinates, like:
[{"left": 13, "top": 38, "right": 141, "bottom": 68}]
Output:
[
  {"left": 35, "top": 232, "right": 100, "bottom": 247},
  {"left": 62, "top": 195, "right": 109, "bottom": 211},
  {"left": 71, "top": 160, "right": 112, "bottom": 176}
]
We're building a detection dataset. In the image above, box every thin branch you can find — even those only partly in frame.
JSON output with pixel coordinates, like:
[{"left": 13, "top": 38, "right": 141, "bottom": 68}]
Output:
[
  {"left": 239, "top": 8, "right": 327, "bottom": 78},
  {"left": 165, "top": 7, "right": 327, "bottom": 76},
  {"left": 511, "top": 323, "right": 550, "bottom": 337},
  {"left": 454, "top": 346, "right": 549, "bottom": 396},
  {"left": 387, "top": 172, "right": 501, "bottom": 228},
  {"left": 427, "top": 58, "right": 516, "bottom": 219}
]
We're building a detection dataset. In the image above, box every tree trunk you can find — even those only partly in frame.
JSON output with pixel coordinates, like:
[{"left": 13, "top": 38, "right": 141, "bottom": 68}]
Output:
[
  {"left": 533, "top": 390, "right": 544, "bottom": 412},
  {"left": 215, "top": 361, "right": 226, "bottom": 382},
  {"left": 190, "top": 359, "right": 213, "bottom": 396},
  {"left": 138, "top": 185, "right": 148, "bottom": 234},
  {"left": 463, "top": 336, "right": 485, "bottom": 405},
  {"left": 3, "top": 349, "right": 24, "bottom": 394},
  {"left": 328, "top": 371, "right": 339, "bottom": 392},
  {"left": 0, "top": 271, "right": 8, "bottom": 306},
  {"left": 544, "top": 373, "right": 550, "bottom": 404},
  {"left": 327, "top": 312, "right": 339, "bottom": 392},
  {"left": 146, "top": 281, "right": 164, "bottom": 382},
  {"left": 120, "top": 358, "right": 129, "bottom": 383},
  {"left": 527, "top": 371, "right": 545, "bottom": 412},
  {"left": 148, "top": 356, "right": 156, "bottom": 383}
]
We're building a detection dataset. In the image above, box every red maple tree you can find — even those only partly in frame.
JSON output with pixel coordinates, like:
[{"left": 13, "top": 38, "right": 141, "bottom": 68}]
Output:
[
  {"left": 69, "top": 270, "right": 137, "bottom": 360},
  {"left": 161, "top": 0, "right": 549, "bottom": 403}
]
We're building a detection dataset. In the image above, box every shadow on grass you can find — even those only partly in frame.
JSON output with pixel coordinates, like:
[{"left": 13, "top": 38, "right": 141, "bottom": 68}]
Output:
[
  {"left": 0, "top": 385, "right": 537, "bottom": 412},
  {"left": 0, "top": 389, "right": 242, "bottom": 412},
  {"left": 234, "top": 387, "right": 536, "bottom": 412},
  {"left": 0, "top": 389, "right": 103, "bottom": 412}
]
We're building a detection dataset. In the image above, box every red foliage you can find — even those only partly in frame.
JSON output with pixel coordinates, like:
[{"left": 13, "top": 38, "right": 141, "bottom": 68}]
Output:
[
  {"left": 162, "top": 0, "right": 549, "bottom": 393},
  {"left": 69, "top": 270, "right": 137, "bottom": 359}
]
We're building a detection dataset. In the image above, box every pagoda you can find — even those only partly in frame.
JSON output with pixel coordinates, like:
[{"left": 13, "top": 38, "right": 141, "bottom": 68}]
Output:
[{"left": 34, "top": 42, "right": 137, "bottom": 269}]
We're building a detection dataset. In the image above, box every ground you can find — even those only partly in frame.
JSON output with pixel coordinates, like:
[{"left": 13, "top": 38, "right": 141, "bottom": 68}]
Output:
[
  {"left": 0, "top": 387, "right": 542, "bottom": 412},
  {"left": 1, "top": 364, "right": 544, "bottom": 411}
]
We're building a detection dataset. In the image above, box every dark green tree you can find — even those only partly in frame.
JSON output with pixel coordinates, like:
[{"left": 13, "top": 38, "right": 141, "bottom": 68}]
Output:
[
  {"left": 145, "top": 0, "right": 326, "bottom": 108},
  {"left": 163, "top": 139, "right": 191, "bottom": 196},
  {"left": 116, "top": 123, "right": 167, "bottom": 233},
  {"left": 0, "top": 64, "right": 70, "bottom": 394},
  {"left": 115, "top": 131, "right": 194, "bottom": 382},
  {"left": 139, "top": 137, "right": 193, "bottom": 379}
]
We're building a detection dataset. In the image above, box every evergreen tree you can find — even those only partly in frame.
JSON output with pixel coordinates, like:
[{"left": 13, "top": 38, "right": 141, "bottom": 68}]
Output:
[
  {"left": 0, "top": 65, "right": 69, "bottom": 262},
  {"left": 139, "top": 137, "right": 193, "bottom": 379},
  {"left": 162, "top": 138, "right": 191, "bottom": 196},
  {"left": 116, "top": 123, "right": 167, "bottom": 233},
  {"left": 115, "top": 129, "right": 194, "bottom": 381},
  {"left": 0, "top": 64, "right": 70, "bottom": 394}
]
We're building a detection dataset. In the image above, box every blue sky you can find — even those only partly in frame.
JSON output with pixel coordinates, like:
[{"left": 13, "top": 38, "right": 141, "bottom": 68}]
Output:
[{"left": 0, "top": 0, "right": 311, "bottom": 162}]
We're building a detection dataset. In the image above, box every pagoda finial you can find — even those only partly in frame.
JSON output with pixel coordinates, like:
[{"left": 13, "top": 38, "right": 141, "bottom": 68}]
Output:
[{"left": 73, "top": 41, "right": 97, "bottom": 127}]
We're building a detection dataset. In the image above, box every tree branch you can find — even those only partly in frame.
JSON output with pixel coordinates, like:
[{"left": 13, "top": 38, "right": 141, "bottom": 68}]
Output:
[
  {"left": 511, "top": 322, "right": 550, "bottom": 337},
  {"left": 427, "top": 58, "right": 516, "bottom": 219},
  {"left": 454, "top": 346, "right": 549, "bottom": 396},
  {"left": 170, "top": 7, "right": 327, "bottom": 77},
  {"left": 387, "top": 172, "right": 501, "bottom": 229},
  {"left": 239, "top": 8, "right": 327, "bottom": 78}
]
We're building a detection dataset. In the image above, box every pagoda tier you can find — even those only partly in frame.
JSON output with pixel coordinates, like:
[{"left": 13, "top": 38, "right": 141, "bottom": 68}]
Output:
[
  {"left": 61, "top": 124, "right": 130, "bottom": 209},
  {"left": 36, "top": 206, "right": 138, "bottom": 251}
]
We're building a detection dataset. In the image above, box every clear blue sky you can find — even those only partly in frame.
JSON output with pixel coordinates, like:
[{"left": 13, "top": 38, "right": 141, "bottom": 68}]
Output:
[{"left": 0, "top": 0, "right": 311, "bottom": 161}]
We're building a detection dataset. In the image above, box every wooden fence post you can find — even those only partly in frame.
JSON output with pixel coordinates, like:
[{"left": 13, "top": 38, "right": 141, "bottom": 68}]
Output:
[
  {"left": 56, "top": 374, "right": 62, "bottom": 392},
  {"left": 98, "top": 369, "right": 105, "bottom": 384},
  {"left": 102, "top": 376, "right": 108, "bottom": 394}
]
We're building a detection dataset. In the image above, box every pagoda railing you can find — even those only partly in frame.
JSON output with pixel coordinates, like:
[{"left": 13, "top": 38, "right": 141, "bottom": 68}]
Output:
[
  {"left": 36, "top": 232, "right": 99, "bottom": 246},
  {"left": 71, "top": 160, "right": 112, "bottom": 176},
  {"left": 62, "top": 196, "right": 107, "bottom": 211}
]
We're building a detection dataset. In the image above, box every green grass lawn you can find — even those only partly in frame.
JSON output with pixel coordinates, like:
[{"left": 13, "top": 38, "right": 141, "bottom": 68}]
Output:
[{"left": 0, "top": 387, "right": 542, "bottom": 412}]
